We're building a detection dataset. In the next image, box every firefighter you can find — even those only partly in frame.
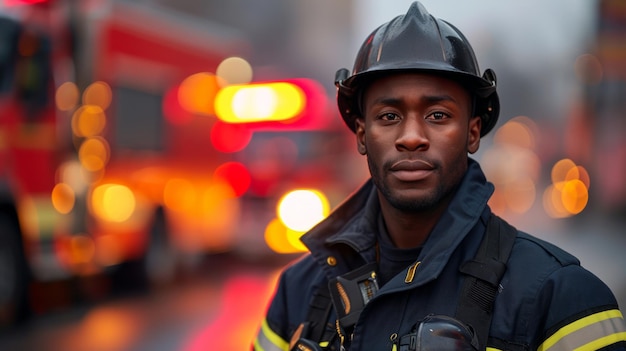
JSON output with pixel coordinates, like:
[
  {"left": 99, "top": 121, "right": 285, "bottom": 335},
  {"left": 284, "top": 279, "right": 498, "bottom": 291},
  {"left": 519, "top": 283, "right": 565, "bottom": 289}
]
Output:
[{"left": 254, "top": 2, "right": 626, "bottom": 350}]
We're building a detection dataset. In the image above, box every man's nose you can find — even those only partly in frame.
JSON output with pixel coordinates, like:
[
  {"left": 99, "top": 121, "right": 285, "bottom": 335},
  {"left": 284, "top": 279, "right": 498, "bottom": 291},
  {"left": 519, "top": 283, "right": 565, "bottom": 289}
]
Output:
[{"left": 396, "top": 118, "right": 429, "bottom": 151}]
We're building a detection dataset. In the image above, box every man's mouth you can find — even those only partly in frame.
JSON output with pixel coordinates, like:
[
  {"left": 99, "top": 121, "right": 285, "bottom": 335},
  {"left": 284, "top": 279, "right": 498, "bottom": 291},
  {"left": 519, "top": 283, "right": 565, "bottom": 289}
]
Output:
[{"left": 389, "top": 160, "right": 435, "bottom": 182}]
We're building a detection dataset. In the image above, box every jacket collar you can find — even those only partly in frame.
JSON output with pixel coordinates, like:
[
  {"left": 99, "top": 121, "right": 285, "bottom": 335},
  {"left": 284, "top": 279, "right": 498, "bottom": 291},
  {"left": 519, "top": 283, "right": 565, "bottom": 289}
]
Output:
[{"left": 301, "top": 158, "right": 494, "bottom": 283}]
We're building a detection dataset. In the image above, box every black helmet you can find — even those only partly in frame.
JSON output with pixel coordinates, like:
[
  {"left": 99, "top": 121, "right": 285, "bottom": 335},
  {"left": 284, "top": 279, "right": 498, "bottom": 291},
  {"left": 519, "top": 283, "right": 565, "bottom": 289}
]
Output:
[{"left": 335, "top": 1, "right": 499, "bottom": 137}]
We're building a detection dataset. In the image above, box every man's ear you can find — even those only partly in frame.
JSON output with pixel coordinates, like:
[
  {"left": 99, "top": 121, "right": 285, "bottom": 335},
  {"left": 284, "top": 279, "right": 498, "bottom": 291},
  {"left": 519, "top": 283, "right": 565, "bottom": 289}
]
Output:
[
  {"left": 468, "top": 116, "right": 481, "bottom": 154},
  {"left": 355, "top": 118, "right": 367, "bottom": 155}
]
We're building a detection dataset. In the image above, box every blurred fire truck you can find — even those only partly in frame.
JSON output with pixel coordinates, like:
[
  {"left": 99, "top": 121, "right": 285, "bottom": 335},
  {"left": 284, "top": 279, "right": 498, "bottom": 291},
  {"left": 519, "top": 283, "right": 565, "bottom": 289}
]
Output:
[{"left": 0, "top": 0, "right": 253, "bottom": 325}]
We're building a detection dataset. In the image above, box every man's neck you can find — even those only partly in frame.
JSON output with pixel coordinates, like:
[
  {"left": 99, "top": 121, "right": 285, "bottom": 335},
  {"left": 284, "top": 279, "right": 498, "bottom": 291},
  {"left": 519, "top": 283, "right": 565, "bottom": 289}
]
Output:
[{"left": 378, "top": 193, "right": 454, "bottom": 249}]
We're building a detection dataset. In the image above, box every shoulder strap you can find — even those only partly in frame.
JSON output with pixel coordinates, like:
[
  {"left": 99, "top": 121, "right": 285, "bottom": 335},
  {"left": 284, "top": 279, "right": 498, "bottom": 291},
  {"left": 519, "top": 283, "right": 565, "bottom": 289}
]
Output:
[
  {"left": 289, "top": 287, "right": 334, "bottom": 350},
  {"left": 456, "top": 214, "right": 517, "bottom": 350}
]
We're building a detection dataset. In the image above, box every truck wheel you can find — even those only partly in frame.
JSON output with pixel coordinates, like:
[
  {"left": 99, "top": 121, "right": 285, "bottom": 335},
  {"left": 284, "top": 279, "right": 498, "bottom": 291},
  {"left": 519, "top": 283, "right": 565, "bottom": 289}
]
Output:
[{"left": 0, "top": 211, "right": 30, "bottom": 328}]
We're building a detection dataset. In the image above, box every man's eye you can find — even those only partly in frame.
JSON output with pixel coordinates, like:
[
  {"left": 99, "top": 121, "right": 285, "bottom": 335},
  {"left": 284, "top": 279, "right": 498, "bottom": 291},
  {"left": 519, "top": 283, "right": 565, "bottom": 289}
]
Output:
[
  {"left": 427, "top": 112, "right": 448, "bottom": 120},
  {"left": 380, "top": 112, "right": 400, "bottom": 121}
]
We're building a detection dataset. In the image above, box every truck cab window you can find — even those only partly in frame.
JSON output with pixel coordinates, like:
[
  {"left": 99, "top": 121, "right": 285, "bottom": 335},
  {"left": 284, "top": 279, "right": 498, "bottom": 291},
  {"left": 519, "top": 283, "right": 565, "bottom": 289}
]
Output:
[{"left": 112, "top": 86, "right": 165, "bottom": 152}]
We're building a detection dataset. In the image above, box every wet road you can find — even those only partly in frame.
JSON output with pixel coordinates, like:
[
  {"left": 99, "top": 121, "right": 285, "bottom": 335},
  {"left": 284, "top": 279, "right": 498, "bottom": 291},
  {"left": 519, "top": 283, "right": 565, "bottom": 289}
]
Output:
[{"left": 0, "top": 253, "right": 296, "bottom": 351}]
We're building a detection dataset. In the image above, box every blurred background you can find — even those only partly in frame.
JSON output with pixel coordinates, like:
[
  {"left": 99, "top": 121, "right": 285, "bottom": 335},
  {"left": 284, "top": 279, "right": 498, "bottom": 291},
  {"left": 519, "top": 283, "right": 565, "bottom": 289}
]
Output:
[{"left": 0, "top": 0, "right": 624, "bottom": 350}]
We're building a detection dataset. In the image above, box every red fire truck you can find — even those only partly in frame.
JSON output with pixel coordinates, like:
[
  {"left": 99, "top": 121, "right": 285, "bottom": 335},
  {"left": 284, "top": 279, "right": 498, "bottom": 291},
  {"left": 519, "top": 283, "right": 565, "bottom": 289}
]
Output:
[
  {"left": 1, "top": 0, "right": 367, "bottom": 327},
  {"left": 0, "top": 0, "right": 255, "bottom": 325}
]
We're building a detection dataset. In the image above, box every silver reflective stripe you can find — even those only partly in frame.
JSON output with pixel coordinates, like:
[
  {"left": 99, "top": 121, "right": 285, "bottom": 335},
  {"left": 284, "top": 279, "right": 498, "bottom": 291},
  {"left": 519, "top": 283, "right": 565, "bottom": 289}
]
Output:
[
  {"left": 254, "top": 319, "right": 289, "bottom": 351},
  {"left": 539, "top": 309, "right": 626, "bottom": 351}
]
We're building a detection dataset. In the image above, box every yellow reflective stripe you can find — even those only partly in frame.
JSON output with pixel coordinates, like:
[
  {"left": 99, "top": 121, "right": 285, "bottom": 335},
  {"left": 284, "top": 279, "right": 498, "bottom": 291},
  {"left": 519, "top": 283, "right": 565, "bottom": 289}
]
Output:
[
  {"left": 576, "top": 332, "right": 626, "bottom": 351},
  {"left": 254, "top": 319, "right": 289, "bottom": 351},
  {"left": 486, "top": 348, "right": 502, "bottom": 351},
  {"left": 539, "top": 309, "right": 626, "bottom": 351},
  {"left": 541, "top": 309, "right": 621, "bottom": 350}
]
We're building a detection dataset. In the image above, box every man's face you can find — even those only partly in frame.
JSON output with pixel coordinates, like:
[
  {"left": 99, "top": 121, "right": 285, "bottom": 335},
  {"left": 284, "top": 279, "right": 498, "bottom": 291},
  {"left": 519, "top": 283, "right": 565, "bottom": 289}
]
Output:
[{"left": 355, "top": 73, "right": 481, "bottom": 213}]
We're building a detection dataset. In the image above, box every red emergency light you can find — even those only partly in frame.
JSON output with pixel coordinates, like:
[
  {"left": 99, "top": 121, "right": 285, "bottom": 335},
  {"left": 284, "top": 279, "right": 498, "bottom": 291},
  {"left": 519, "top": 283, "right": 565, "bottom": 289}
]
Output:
[{"left": 4, "top": 0, "right": 49, "bottom": 6}]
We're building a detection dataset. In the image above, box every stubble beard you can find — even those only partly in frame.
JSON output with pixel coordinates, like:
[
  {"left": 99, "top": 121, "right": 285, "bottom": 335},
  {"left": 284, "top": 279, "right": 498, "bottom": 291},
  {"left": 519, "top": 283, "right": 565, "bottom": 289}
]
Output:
[{"left": 368, "top": 157, "right": 462, "bottom": 214}]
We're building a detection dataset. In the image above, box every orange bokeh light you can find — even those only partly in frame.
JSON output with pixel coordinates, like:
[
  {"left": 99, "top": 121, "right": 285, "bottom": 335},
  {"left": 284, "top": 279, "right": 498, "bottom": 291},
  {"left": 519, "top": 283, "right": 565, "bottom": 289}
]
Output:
[
  {"left": 178, "top": 72, "right": 222, "bottom": 115},
  {"left": 544, "top": 159, "right": 591, "bottom": 218},
  {"left": 264, "top": 218, "right": 306, "bottom": 254},
  {"left": 561, "top": 179, "right": 588, "bottom": 215}
]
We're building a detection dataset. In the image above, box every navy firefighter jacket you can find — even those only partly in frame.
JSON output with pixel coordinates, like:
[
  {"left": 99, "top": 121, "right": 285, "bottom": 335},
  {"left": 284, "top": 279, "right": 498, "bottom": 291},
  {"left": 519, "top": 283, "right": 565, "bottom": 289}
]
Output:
[{"left": 254, "top": 160, "right": 626, "bottom": 351}]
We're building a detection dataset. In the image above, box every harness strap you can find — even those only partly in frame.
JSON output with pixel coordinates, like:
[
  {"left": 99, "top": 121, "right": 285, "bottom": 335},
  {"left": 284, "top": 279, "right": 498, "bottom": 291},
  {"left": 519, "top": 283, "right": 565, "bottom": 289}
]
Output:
[{"left": 456, "top": 214, "right": 517, "bottom": 350}]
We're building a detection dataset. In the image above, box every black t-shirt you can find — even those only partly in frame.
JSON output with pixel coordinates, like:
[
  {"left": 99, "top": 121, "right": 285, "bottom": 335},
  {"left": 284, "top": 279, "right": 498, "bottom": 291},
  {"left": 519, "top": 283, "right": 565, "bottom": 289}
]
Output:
[{"left": 376, "top": 215, "right": 422, "bottom": 286}]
